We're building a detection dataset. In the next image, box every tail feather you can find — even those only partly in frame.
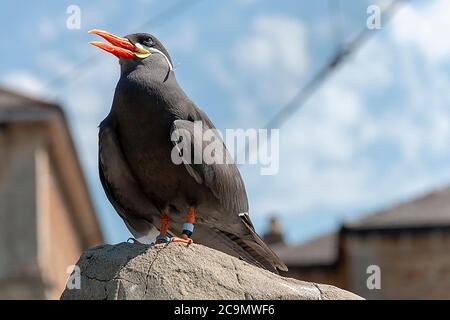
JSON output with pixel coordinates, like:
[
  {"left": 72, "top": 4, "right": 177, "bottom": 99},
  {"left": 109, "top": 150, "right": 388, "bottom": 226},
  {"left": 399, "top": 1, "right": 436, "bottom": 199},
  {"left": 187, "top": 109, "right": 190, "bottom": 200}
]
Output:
[
  {"left": 192, "top": 224, "right": 267, "bottom": 269},
  {"left": 192, "top": 223, "right": 287, "bottom": 273},
  {"left": 215, "top": 229, "right": 279, "bottom": 272},
  {"left": 239, "top": 214, "right": 288, "bottom": 272}
]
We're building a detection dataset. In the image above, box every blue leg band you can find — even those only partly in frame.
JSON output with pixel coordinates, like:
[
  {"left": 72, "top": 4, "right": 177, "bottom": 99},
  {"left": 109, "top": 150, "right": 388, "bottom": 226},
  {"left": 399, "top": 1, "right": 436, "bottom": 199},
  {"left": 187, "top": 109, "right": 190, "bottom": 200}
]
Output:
[{"left": 182, "top": 223, "right": 194, "bottom": 238}]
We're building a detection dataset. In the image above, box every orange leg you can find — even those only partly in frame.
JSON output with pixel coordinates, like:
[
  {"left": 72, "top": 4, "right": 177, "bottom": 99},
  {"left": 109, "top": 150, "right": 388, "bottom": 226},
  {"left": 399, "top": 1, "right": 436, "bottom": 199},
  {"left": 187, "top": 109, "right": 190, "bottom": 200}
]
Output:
[
  {"left": 171, "top": 207, "right": 195, "bottom": 244},
  {"left": 160, "top": 212, "right": 169, "bottom": 235},
  {"left": 155, "top": 212, "right": 171, "bottom": 244}
]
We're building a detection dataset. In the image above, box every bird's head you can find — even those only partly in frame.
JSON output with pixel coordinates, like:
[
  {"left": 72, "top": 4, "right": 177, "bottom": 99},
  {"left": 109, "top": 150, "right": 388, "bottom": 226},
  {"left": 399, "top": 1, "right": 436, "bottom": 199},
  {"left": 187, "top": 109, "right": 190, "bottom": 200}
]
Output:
[{"left": 88, "top": 29, "right": 173, "bottom": 72}]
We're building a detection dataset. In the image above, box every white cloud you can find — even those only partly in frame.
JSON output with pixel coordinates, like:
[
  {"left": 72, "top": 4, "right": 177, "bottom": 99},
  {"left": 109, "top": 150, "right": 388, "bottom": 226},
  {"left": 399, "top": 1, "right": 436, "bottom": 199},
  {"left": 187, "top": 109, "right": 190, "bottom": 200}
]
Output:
[
  {"left": 35, "top": 50, "right": 75, "bottom": 76},
  {"left": 37, "top": 18, "right": 59, "bottom": 42},
  {"left": 166, "top": 22, "right": 199, "bottom": 53},
  {"left": 391, "top": 0, "right": 450, "bottom": 63},
  {"left": 204, "top": 14, "right": 310, "bottom": 127},
  {"left": 338, "top": 38, "right": 394, "bottom": 93},
  {"left": 0, "top": 71, "right": 47, "bottom": 98},
  {"left": 232, "top": 1, "right": 450, "bottom": 236},
  {"left": 233, "top": 15, "right": 308, "bottom": 76},
  {"left": 242, "top": 82, "right": 369, "bottom": 217}
]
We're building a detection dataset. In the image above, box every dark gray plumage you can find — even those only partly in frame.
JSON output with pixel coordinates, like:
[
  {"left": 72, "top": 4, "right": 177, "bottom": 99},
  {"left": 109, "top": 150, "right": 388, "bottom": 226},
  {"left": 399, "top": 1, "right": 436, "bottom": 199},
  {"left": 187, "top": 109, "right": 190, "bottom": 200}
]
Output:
[{"left": 97, "top": 32, "right": 287, "bottom": 273}]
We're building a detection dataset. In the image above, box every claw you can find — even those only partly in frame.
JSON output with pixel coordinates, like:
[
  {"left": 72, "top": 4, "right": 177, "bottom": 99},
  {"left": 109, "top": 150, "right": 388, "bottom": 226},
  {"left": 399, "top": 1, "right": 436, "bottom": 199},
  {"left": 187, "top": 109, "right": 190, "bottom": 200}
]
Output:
[
  {"left": 127, "top": 237, "right": 142, "bottom": 244},
  {"left": 155, "top": 234, "right": 171, "bottom": 244}
]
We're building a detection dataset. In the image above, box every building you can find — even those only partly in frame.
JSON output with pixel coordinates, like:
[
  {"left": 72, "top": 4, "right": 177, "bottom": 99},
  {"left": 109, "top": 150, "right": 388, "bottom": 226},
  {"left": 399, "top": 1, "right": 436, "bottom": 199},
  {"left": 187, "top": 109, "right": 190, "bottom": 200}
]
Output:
[
  {"left": 267, "top": 187, "right": 450, "bottom": 299},
  {"left": 0, "top": 87, "right": 103, "bottom": 299}
]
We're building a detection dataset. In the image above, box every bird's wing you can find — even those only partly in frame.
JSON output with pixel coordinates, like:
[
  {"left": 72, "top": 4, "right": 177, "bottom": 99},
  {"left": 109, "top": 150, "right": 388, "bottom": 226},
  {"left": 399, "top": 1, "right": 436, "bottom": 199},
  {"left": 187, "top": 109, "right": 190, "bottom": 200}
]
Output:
[
  {"left": 170, "top": 118, "right": 248, "bottom": 214},
  {"left": 99, "top": 118, "right": 159, "bottom": 238},
  {"left": 170, "top": 118, "right": 287, "bottom": 272}
]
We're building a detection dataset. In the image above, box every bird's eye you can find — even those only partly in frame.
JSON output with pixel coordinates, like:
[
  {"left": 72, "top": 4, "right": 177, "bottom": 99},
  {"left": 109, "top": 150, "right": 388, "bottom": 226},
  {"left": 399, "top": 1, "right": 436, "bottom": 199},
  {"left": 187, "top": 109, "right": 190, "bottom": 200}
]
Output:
[{"left": 143, "top": 37, "right": 154, "bottom": 47}]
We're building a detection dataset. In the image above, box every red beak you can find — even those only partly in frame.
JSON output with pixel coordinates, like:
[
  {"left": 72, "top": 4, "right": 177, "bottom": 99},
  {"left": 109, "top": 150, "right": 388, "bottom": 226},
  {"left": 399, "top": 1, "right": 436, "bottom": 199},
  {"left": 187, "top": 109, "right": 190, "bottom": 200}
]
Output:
[{"left": 88, "top": 29, "right": 135, "bottom": 59}]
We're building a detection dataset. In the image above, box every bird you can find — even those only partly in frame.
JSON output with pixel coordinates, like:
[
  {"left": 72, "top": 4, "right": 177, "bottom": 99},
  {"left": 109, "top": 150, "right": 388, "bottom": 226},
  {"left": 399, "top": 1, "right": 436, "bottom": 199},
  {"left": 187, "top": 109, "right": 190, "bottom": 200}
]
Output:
[{"left": 89, "top": 29, "right": 287, "bottom": 273}]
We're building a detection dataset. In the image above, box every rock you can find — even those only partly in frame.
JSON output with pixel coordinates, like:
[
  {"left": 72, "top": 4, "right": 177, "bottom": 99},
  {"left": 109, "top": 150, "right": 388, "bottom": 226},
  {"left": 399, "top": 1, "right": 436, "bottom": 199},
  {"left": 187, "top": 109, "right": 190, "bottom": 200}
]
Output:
[{"left": 60, "top": 242, "right": 362, "bottom": 300}]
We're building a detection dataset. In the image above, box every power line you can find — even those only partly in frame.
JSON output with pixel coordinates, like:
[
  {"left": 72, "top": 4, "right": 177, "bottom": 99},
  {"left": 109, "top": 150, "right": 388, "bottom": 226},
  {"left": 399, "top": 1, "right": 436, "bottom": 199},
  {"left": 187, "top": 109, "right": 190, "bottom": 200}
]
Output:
[
  {"left": 240, "top": 0, "right": 408, "bottom": 159},
  {"left": 265, "top": 0, "right": 407, "bottom": 130},
  {"left": 44, "top": 0, "right": 204, "bottom": 94}
]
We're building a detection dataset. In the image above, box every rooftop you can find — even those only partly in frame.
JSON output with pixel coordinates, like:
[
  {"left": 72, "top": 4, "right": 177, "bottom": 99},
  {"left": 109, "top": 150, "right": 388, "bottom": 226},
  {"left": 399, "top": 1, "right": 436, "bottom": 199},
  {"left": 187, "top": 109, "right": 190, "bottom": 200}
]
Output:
[
  {"left": 272, "top": 185, "right": 450, "bottom": 268},
  {"left": 0, "top": 86, "right": 103, "bottom": 247}
]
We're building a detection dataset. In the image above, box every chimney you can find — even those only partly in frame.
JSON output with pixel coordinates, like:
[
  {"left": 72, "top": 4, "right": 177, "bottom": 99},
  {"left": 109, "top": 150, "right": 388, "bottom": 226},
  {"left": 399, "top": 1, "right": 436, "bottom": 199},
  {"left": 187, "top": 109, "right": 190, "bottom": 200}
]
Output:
[{"left": 262, "top": 216, "right": 285, "bottom": 246}]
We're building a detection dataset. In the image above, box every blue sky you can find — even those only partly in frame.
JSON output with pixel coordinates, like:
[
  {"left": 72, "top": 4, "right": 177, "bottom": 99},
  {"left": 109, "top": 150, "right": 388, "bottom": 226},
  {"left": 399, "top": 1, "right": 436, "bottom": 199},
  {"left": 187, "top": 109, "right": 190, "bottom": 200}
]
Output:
[{"left": 2, "top": 0, "right": 450, "bottom": 244}]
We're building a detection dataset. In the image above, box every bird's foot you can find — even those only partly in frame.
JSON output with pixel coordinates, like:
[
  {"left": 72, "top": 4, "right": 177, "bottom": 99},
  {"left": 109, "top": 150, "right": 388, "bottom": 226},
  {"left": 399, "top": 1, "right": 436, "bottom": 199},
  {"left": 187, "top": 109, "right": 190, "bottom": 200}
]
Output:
[
  {"left": 170, "top": 234, "right": 193, "bottom": 245},
  {"left": 155, "top": 234, "right": 171, "bottom": 244}
]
